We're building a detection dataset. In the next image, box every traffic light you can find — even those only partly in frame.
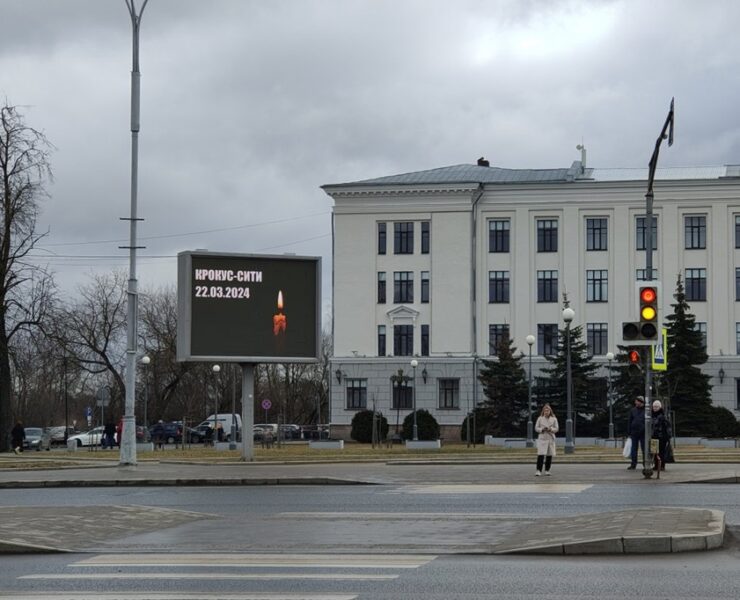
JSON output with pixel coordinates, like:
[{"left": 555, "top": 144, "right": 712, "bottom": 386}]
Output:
[
  {"left": 638, "top": 284, "right": 659, "bottom": 341},
  {"left": 627, "top": 348, "right": 642, "bottom": 375},
  {"left": 622, "top": 282, "right": 661, "bottom": 344}
]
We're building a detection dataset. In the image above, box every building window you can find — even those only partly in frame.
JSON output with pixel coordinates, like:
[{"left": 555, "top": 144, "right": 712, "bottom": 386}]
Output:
[
  {"left": 695, "top": 322, "right": 707, "bottom": 350},
  {"left": 587, "top": 323, "right": 608, "bottom": 356},
  {"left": 393, "top": 324, "right": 413, "bottom": 356},
  {"left": 636, "top": 216, "right": 658, "bottom": 251},
  {"left": 346, "top": 379, "right": 367, "bottom": 410},
  {"left": 736, "top": 268, "right": 740, "bottom": 301},
  {"left": 685, "top": 215, "right": 706, "bottom": 249},
  {"left": 586, "top": 218, "right": 608, "bottom": 251},
  {"left": 489, "top": 219, "right": 510, "bottom": 253},
  {"left": 538, "top": 323, "right": 558, "bottom": 356},
  {"left": 736, "top": 378, "right": 740, "bottom": 410},
  {"left": 736, "top": 323, "right": 740, "bottom": 354},
  {"left": 421, "top": 221, "right": 430, "bottom": 254},
  {"left": 378, "top": 222, "right": 386, "bottom": 255},
  {"left": 421, "top": 271, "right": 430, "bottom": 303},
  {"left": 394, "top": 222, "right": 414, "bottom": 254},
  {"left": 378, "top": 325, "right": 386, "bottom": 357},
  {"left": 488, "top": 271, "right": 510, "bottom": 303},
  {"left": 392, "top": 380, "right": 413, "bottom": 410},
  {"left": 377, "top": 272, "right": 386, "bottom": 304},
  {"left": 636, "top": 268, "right": 659, "bottom": 281},
  {"left": 393, "top": 271, "right": 413, "bottom": 303},
  {"left": 537, "top": 219, "right": 558, "bottom": 252},
  {"left": 421, "top": 324, "right": 429, "bottom": 356},
  {"left": 586, "top": 270, "right": 608, "bottom": 302},
  {"left": 488, "top": 324, "right": 510, "bottom": 355},
  {"left": 438, "top": 378, "right": 460, "bottom": 409},
  {"left": 537, "top": 270, "right": 558, "bottom": 303},
  {"left": 736, "top": 216, "right": 740, "bottom": 249},
  {"left": 685, "top": 268, "right": 707, "bottom": 301}
]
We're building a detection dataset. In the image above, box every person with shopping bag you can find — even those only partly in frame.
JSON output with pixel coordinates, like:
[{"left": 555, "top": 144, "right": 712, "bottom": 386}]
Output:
[{"left": 534, "top": 404, "right": 559, "bottom": 477}]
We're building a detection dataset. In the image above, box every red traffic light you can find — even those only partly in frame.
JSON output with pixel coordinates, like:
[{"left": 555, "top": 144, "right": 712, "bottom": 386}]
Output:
[
  {"left": 640, "top": 287, "right": 656, "bottom": 304},
  {"left": 628, "top": 350, "right": 641, "bottom": 364}
]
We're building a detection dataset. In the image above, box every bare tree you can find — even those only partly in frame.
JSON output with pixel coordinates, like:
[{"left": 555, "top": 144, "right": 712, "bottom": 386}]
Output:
[
  {"left": 0, "top": 104, "right": 56, "bottom": 450},
  {"left": 52, "top": 271, "right": 128, "bottom": 416}
]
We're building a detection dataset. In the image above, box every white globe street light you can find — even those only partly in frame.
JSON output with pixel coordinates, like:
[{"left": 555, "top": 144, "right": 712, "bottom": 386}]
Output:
[
  {"left": 562, "top": 307, "right": 575, "bottom": 454},
  {"left": 212, "top": 364, "right": 221, "bottom": 445},
  {"left": 605, "top": 352, "right": 615, "bottom": 440},
  {"left": 410, "top": 359, "right": 419, "bottom": 441},
  {"left": 525, "top": 335, "right": 535, "bottom": 448},
  {"left": 140, "top": 355, "right": 150, "bottom": 429}
]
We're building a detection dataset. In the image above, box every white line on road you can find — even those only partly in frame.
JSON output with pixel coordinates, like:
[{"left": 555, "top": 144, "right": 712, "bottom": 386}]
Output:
[
  {"left": 20, "top": 573, "right": 397, "bottom": 581},
  {"left": 0, "top": 594, "right": 358, "bottom": 600},
  {"left": 401, "top": 484, "right": 592, "bottom": 494},
  {"left": 73, "top": 553, "right": 435, "bottom": 569}
]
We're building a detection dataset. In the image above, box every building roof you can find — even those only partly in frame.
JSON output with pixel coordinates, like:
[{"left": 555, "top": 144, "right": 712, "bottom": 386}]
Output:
[{"left": 324, "top": 162, "right": 740, "bottom": 188}]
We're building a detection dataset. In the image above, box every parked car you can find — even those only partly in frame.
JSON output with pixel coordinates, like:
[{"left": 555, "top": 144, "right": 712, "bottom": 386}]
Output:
[
  {"left": 148, "top": 421, "right": 182, "bottom": 444},
  {"left": 68, "top": 426, "right": 104, "bottom": 447},
  {"left": 24, "top": 427, "right": 51, "bottom": 451},
  {"left": 47, "top": 426, "right": 77, "bottom": 446},
  {"left": 185, "top": 424, "right": 213, "bottom": 444},
  {"left": 301, "top": 424, "right": 329, "bottom": 440},
  {"left": 279, "top": 424, "right": 302, "bottom": 440}
]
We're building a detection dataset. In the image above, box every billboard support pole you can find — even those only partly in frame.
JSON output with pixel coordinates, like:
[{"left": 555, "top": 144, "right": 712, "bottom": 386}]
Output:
[{"left": 241, "top": 363, "right": 255, "bottom": 461}]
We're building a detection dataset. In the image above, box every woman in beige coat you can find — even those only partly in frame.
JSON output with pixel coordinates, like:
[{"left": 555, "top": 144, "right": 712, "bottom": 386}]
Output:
[{"left": 534, "top": 404, "right": 559, "bottom": 476}]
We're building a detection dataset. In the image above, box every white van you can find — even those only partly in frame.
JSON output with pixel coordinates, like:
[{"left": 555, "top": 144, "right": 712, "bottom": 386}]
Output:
[{"left": 198, "top": 413, "right": 242, "bottom": 442}]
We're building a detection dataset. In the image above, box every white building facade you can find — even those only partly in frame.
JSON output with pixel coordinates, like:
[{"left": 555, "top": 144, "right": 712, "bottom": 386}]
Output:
[{"left": 323, "top": 160, "right": 740, "bottom": 440}]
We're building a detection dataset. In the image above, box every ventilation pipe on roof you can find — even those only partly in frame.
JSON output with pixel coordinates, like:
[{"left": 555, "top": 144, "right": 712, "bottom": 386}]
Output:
[
  {"left": 477, "top": 157, "right": 490, "bottom": 167},
  {"left": 576, "top": 144, "right": 586, "bottom": 173}
]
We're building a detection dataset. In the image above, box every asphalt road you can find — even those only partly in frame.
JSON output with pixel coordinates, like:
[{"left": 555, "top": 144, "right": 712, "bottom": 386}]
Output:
[{"left": 2, "top": 482, "right": 740, "bottom": 597}]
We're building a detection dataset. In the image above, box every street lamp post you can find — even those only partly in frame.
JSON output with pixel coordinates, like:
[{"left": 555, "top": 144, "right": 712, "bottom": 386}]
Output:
[
  {"left": 526, "top": 335, "right": 535, "bottom": 448},
  {"left": 410, "top": 359, "right": 419, "bottom": 441},
  {"left": 562, "top": 307, "right": 575, "bottom": 454},
  {"left": 230, "top": 364, "right": 237, "bottom": 450},
  {"left": 212, "top": 364, "right": 221, "bottom": 445},
  {"left": 605, "top": 352, "right": 615, "bottom": 440},
  {"left": 140, "top": 355, "right": 150, "bottom": 429}
]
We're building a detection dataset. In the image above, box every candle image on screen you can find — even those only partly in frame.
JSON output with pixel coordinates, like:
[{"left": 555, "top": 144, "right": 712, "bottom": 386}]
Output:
[{"left": 273, "top": 290, "right": 287, "bottom": 336}]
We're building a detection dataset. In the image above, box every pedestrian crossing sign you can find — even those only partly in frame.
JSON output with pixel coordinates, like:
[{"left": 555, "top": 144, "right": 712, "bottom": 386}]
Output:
[{"left": 651, "top": 327, "right": 667, "bottom": 371}]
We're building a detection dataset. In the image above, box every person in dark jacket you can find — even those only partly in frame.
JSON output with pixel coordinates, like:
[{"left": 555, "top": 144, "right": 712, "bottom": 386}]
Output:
[
  {"left": 103, "top": 422, "right": 116, "bottom": 449},
  {"left": 651, "top": 400, "right": 672, "bottom": 470},
  {"left": 11, "top": 421, "right": 25, "bottom": 454},
  {"left": 627, "top": 396, "right": 646, "bottom": 470}
]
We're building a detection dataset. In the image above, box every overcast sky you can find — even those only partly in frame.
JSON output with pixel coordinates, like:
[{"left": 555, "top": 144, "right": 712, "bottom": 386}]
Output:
[{"left": 3, "top": 0, "right": 740, "bottom": 319}]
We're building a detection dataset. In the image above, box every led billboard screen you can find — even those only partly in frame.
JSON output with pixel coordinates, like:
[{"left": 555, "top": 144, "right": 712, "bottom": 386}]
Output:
[{"left": 177, "top": 251, "right": 320, "bottom": 362}]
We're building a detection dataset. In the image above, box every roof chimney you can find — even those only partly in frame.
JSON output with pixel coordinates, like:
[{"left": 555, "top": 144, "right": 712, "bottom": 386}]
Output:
[{"left": 477, "top": 157, "right": 490, "bottom": 167}]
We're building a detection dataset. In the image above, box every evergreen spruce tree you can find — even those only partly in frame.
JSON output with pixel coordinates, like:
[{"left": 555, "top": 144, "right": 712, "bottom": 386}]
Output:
[
  {"left": 535, "top": 320, "right": 599, "bottom": 433},
  {"left": 478, "top": 336, "right": 528, "bottom": 436},
  {"left": 659, "top": 274, "right": 717, "bottom": 435}
]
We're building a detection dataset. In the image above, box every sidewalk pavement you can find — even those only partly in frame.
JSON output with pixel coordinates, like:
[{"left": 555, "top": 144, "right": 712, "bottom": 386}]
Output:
[{"left": 0, "top": 458, "right": 735, "bottom": 556}]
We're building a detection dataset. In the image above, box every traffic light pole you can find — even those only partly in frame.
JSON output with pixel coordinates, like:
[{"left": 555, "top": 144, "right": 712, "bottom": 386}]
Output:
[{"left": 642, "top": 98, "right": 674, "bottom": 478}]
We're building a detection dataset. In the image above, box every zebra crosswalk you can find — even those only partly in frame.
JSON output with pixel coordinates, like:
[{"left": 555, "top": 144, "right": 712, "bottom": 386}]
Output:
[{"left": 4, "top": 552, "right": 437, "bottom": 600}]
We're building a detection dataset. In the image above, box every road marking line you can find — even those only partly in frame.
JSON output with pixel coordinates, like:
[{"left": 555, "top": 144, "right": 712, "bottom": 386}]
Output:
[
  {"left": 0, "top": 594, "right": 357, "bottom": 600},
  {"left": 402, "top": 484, "right": 592, "bottom": 494},
  {"left": 74, "top": 553, "right": 435, "bottom": 569},
  {"left": 279, "top": 512, "right": 534, "bottom": 521},
  {"left": 20, "top": 573, "right": 397, "bottom": 581}
]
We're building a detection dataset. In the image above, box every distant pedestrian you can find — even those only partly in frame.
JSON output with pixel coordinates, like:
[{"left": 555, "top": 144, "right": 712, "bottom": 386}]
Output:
[
  {"left": 11, "top": 421, "right": 25, "bottom": 454},
  {"left": 651, "top": 400, "right": 672, "bottom": 470},
  {"left": 103, "top": 422, "right": 116, "bottom": 449},
  {"left": 534, "top": 404, "right": 559, "bottom": 476},
  {"left": 627, "top": 395, "right": 646, "bottom": 470},
  {"left": 151, "top": 420, "right": 165, "bottom": 450},
  {"left": 115, "top": 418, "right": 123, "bottom": 446}
]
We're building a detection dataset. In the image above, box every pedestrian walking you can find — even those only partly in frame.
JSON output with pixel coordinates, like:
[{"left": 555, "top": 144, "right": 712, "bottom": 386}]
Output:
[
  {"left": 103, "top": 421, "right": 116, "bottom": 449},
  {"left": 627, "top": 395, "right": 646, "bottom": 470},
  {"left": 151, "top": 420, "right": 165, "bottom": 450},
  {"left": 534, "top": 404, "right": 559, "bottom": 476},
  {"left": 651, "top": 400, "right": 672, "bottom": 471},
  {"left": 11, "top": 421, "right": 25, "bottom": 454}
]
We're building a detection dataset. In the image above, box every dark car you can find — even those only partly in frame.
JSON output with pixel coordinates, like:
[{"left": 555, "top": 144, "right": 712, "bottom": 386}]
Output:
[
  {"left": 185, "top": 424, "right": 213, "bottom": 444},
  {"left": 279, "top": 424, "right": 302, "bottom": 440},
  {"left": 148, "top": 421, "right": 181, "bottom": 444}
]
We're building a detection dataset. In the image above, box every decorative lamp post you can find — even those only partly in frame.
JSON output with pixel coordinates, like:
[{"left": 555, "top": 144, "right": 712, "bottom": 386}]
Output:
[
  {"left": 605, "top": 352, "right": 615, "bottom": 440},
  {"left": 212, "top": 364, "right": 221, "bottom": 444},
  {"left": 140, "top": 355, "right": 150, "bottom": 429},
  {"left": 562, "top": 307, "right": 575, "bottom": 454},
  {"left": 526, "top": 334, "right": 535, "bottom": 448},
  {"left": 410, "top": 359, "right": 419, "bottom": 441}
]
